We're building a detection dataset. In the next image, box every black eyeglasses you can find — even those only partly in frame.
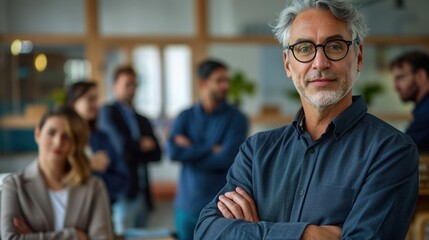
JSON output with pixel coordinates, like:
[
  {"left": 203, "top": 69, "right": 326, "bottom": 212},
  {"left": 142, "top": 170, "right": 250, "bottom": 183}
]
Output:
[{"left": 287, "top": 39, "right": 354, "bottom": 63}]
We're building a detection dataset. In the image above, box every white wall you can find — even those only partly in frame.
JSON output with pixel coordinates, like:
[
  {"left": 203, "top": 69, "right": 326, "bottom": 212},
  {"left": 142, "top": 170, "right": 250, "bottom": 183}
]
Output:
[
  {"left": 0, "top": 0, "right": 7, "bottom": 33},
  {"left": 209, "top": 0, "right": 286, "bottom": 35},
  {"left": 1, "top": 0, "right": 85, "bottom": 34},
  {"left": 360, "top": 0, "right": 429, "bottom": 35},
  {"left": 99, "top": 0, "right": 194, "bottom": 35},
  {"left": 210, "top": 0, "right": 429, "bottom": 36}
]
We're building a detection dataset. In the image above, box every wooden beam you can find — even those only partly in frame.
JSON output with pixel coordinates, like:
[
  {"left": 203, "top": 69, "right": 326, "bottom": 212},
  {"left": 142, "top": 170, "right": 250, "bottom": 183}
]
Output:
[
  {"left": 196, "top": 0, "right": 208, "bottom": 40},
  {"left": 85, "top": 0, "right": 105, "bottom": 101},
  {"left": 192, "top": 0, "right": 209, "bottom": 102},
  {"left": 208, "top": 36, "right": 278, "bottom": 45},
  {"left": 0, "top": 35, "right": 85, "bottom": 44},
  {"left": 101, "top": 36, "right": 196, "bottom": 46}
]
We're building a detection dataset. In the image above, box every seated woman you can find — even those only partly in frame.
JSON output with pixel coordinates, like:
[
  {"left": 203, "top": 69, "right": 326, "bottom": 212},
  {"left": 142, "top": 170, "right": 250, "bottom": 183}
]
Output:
[
  {"left": 67, "top": 81, "right": 129, "bottom": 204},
  {"left": 1, "top": 106, "right": 113, "bottom": 239}
]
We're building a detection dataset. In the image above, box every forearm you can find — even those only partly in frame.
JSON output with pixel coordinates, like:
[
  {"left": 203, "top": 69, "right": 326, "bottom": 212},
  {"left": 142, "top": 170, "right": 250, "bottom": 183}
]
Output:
[
  {"left": 194, "top": 145, "right": 240, "bottom": 171},
  {"left": 167, "top": 141, "right": 212, "bottom": 162},
  {"left": 196, "top": 211, "right": 309, "bottom": 240},
  {"left": 195, "top": 118, "right": 247, "bottom": 170}
]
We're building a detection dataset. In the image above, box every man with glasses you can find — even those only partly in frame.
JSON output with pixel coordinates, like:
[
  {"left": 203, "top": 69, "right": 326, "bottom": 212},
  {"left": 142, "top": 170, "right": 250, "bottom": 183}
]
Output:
[
  {"left": 195, "top": 0, "right": 418, "bottom": 239},
  {"left": 390, "top": 51, "right": 429, "bottom": 153}
]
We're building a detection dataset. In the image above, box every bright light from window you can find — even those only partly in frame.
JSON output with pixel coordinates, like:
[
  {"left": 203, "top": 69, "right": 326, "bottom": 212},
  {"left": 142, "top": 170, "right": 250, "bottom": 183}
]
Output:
[
  {"left": 133, "top": 46, "right": 162, "bottom": 118},
  {"left": 10, "top": 39, "right": 33, "bottom": 56},
  {"left": 64, "top": 59, "right": 92, "bottom": 84},
  {"left": 10, "top": 39, "right": 22, "bottom": 56},
  {"left": 20, "top": 41, "right": 33, "bottom": 54},
  {"left": 164, "top": 45, "right": 192, "bottom": 118},
  {"left": 34, "top": 53, "right": 48, "bottom": 72}
]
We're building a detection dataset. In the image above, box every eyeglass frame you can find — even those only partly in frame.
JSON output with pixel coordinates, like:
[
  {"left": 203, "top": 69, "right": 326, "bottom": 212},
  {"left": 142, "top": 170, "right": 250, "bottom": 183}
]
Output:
[{"left": 286, "top": 39, "right": 355, "bottom": 63}]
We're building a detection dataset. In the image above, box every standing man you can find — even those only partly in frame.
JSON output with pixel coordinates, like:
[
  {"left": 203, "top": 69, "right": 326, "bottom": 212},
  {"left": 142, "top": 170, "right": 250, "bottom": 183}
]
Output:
[
  {"left": 195, "top": 0, "right": 419, "bottom": 239},
  {"left": 98, "top": 65, "right": 161, "bottom": 234},
  {"left": 168, "top": 59, "right": 248, "bottom": 240},
  {"left": 390, "top": 50, "right": 429, "bottom": 153}
]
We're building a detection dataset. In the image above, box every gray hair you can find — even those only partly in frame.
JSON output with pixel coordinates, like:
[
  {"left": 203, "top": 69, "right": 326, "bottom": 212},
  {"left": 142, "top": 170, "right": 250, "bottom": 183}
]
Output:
[{"left": 273, "top": 0, "right": 369, "bottom": 48}]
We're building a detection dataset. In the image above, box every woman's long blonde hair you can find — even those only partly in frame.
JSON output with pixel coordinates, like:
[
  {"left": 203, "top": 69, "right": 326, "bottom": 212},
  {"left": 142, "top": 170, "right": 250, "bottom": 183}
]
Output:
[{"left": 38, "top": 106, "right": 91, "bottom": 186}]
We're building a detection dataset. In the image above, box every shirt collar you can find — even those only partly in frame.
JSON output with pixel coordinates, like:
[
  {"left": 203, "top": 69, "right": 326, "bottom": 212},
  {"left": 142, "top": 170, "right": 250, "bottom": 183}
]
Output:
[
  {"left": 292, "top": 108, "right": 306, "bottom": 134},
  {"left": 292, "top": 96, "right": 368, "bottom": 140},
  {"left": 117, "top": 101, "right": 133, "bottom": 113}
]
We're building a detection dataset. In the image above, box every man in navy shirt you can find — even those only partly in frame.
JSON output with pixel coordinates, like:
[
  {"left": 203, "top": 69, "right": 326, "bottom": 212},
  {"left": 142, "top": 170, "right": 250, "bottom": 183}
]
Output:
[
  {"left": 168, "top": 59, "right": 248, "bottom": 240},
  {"left": 390, "top": 50, "right": 429, "bottom": 153},
  {"left": 195, "top": 0, "right": 419, "bottom": 239}
]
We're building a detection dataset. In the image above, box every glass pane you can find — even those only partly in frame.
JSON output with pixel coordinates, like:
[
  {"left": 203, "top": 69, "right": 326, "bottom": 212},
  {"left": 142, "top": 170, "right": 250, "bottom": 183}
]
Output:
[
  {"left": 0, "top": 0, "right": 85, "bottom": 34},
  {"left": 164, "top": 45, "right": 192, "bottom": 118},
  {"left": 354, "top": 44, "right": 429, "bottom": 130},
  {"left": 359, "top": 0, "right": 429, "bottom": 35},
  {"left": 99, "top": 0, "right": 194, "bottom": 36},
  {"left": 209, "top": 0, "right": 285, "bottom": 36},
  {"left": 209, "top": 0, "right": 429, "bottom": 36},
  {"left": 133, "top": 46, "right": 162, "bottom": 118},
  {"left": 209, "top": 44, "right": 296, "bottom": 116},
  {"left": 0, "top": 43, "right": 87, "bottom": 154}
]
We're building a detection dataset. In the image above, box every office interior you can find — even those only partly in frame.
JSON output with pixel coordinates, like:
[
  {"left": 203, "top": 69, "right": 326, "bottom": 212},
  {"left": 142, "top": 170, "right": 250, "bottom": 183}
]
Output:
[{"left": 1, "top": 0, "right": 429, "bottom": 238}]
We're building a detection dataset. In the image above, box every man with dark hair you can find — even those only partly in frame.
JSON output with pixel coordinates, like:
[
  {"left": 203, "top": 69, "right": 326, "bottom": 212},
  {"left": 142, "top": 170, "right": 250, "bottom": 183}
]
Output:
[
  {"left": 195, "top": 0, "right": 418, "bottom": 239},
  {"left": 390, "top": 50, "right": 429, "bottom": 152},
  {"left": 167, "top": 59, "right": 248, "bottom": 240},
  {"left": 98, "top": 65, "right": 162, "bottom": 234}
]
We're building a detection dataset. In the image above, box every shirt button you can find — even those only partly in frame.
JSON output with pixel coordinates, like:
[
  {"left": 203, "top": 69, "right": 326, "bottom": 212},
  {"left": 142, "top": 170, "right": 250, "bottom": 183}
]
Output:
[
  {"left": 299, "top": 190, "right": 304, "bottom": 196},
  {"left": 309, "top": 148, "right": 315, "bottom": 153}
]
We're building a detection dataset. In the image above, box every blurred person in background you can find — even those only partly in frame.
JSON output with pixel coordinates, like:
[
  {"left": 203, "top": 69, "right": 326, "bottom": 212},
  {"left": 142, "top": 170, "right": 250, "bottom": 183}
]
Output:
[
  {"left": 390, "top": 50, "right": 429, "bottom": 153},
  {"left": 1, "top": 106, "right": 113, "bottom": 239},
  {"left": 98, "top": 65, "right": 162, "bottom": 234},
  {"left": 167, "top": 59, "right": 248, "bottom": 240},
  {"left": 67, "top": 80, "right": 130, "bottom": 204}
]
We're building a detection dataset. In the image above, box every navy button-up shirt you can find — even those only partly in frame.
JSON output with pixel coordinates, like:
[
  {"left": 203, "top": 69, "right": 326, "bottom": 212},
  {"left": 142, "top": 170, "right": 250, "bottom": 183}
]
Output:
[
  {"left": 168, "top": 101, "right": 248, "bottom": 215},
  {"left": 195, "top": 96, "right": 419, "bottom": 240},
  {"left": 406, "top": 93, "right": 429, "bottom": 153}
]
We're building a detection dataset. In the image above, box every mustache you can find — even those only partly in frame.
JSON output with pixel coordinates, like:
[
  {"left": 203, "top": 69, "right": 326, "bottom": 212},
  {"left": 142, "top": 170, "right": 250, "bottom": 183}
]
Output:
[{"left": 305, "top": 71, "right": 338, "bottom": 82}]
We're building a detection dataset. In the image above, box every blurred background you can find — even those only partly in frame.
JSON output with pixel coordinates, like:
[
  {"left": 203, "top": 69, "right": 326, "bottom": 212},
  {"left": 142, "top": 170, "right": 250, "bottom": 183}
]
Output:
[{"left": 0, "top": 0, "right": 428, "bottom": 234}]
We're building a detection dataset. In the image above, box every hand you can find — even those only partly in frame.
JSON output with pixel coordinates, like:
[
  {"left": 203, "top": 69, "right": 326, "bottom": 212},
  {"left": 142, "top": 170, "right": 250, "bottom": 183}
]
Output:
[
  {"left": 90, "top": 151, "right": 110, "bottom": 172},
  {"left": 217, "top": 187, "right": 260, "bottom": 222},
  {"left": 76, "top": 229, "right": 89, "bottom": 240},
  {"left": 13, "top": 217, "right": 33, "bottom": 234},
  {"left": 212, "top": 145, "right": 222, "bottom": 153},
  {"left": 174, "top": 135, "right": 192, "bottom": 147},
  {"left": 301, "top": 225, "right": 342, "bottom": 240},
  {"left": 140, "top": 136, "right": 157, "bottom": 152}
]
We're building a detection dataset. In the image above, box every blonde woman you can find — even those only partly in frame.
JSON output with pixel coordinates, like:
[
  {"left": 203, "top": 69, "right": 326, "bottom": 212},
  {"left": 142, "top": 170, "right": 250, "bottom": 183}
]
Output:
[{"left": 1, "top": 106, "right": 113, "bottom": 239}]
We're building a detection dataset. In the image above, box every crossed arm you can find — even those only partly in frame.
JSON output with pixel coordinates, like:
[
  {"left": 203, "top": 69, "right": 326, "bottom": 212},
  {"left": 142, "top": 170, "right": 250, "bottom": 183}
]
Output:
[
  {"left": 217, "top": 187, "right": 341, "bottom": 240},
  {"left": 195, "top": 134, "right": 419, "bottom": 240},
  {"left": 168, "top": 112, "right": 248, "bottom": 171}
]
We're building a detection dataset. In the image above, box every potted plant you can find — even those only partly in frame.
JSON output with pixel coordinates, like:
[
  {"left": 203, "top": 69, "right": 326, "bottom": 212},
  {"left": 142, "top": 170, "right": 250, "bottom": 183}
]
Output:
[{"left": 228, "top": 71, "right": 257, "bottom": 107}]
